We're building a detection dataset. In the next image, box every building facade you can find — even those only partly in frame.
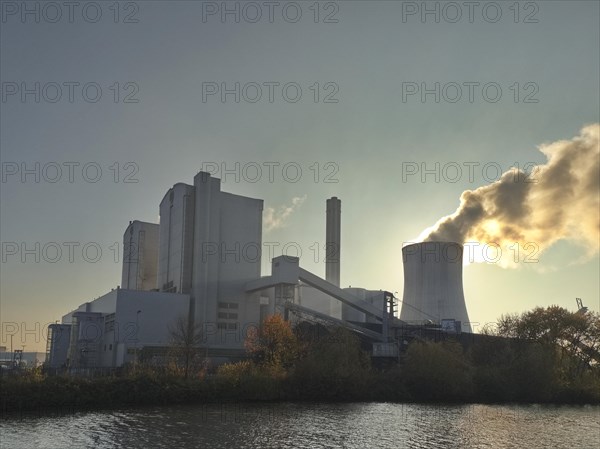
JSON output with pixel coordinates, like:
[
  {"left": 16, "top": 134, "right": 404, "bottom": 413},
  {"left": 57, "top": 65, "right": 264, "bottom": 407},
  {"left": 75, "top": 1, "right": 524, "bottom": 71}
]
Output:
[
  {"left": 158, "top": 172, "right": 264, "bottom": 353},
  {"left": 54, "top": 288, "right": 190, "bottom": 369}
]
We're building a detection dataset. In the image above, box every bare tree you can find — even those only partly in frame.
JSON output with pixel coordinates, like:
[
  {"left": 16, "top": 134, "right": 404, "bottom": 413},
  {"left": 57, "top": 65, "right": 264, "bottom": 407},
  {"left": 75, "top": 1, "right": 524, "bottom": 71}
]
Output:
[{"left": 168, "top": 315, "right": 204, "bottom": 379}]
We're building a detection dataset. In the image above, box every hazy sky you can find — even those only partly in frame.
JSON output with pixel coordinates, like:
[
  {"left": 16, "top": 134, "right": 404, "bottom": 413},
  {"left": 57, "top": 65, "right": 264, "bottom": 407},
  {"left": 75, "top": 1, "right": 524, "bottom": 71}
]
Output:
[{"left": 1, "top": 1, "right": 599, "bottom": 351}]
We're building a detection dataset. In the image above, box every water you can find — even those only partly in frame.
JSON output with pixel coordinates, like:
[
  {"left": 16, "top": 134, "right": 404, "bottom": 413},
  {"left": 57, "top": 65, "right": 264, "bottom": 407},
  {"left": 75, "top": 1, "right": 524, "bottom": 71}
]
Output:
[{"left": 1, "top": 403, "right": 599, "bottom": 449}]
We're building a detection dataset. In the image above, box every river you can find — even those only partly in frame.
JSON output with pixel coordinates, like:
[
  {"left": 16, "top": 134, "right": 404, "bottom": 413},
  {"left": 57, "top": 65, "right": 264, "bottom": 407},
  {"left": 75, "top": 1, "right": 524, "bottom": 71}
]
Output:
[{"left": 1, "top": 402, "right": 599, "bottom": 448}]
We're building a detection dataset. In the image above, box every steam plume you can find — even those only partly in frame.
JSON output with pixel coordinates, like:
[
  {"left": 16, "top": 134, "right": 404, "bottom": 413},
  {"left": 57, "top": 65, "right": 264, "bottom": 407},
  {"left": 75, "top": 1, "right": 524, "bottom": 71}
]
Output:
[
  {"left": 423, "top": 124, "right": 599, "bottom": 265},
  {"left": 264, "top": 195, "right": 307, "bottom": 232}
]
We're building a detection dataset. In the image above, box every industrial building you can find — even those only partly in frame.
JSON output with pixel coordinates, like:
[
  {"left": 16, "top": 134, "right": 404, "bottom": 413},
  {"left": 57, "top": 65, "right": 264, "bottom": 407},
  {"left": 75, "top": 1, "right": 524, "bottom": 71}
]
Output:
[
  {"left": 156, "top": 171, "right": 264, "bottom": 355},
  {"left": 47, "top": 171, "right": 474, "bottom": 371},
  {"left": 47, "top": 289, "right": 190, "bottom": 370}
]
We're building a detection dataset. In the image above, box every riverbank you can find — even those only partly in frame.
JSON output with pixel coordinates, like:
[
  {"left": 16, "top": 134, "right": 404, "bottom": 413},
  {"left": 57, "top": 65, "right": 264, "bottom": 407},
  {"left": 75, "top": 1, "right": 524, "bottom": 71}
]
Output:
[
  {"left": 2, "top": 365, "right": 599, "bottom": 418},
  {"left": 4, "top": 308, "right": 599, "bottom": 415}
]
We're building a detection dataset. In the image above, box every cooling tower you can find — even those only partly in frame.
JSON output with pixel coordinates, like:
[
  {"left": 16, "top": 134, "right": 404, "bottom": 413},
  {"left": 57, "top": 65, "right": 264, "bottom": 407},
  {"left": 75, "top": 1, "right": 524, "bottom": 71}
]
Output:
[{"left": 400, "top": 242, "right": 471, "bottom": 333}]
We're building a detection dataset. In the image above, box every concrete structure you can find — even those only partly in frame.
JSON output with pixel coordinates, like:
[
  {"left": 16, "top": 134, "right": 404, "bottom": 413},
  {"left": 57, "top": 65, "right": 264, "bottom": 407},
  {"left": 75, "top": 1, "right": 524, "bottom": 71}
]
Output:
[
  {"left": 121, "top": 221, "right": 159, "bottom": 291},
  {"left": 325, "top": 196, "right": 341, "bottom": 287},
  {"left": 400, "top": 242, "right": 472, "bottom": 333},
  {"left": 46, "top": 324, "right": 71, "bottom": 368},
  {"left": 158, "top": 172, "right": 264, "bottom": 353},
  {"left": 246, "top": 255, "right": 398, "bottom": 341},
  {"left": 57, "top": 288, "right": 190, "bottom": 368}
]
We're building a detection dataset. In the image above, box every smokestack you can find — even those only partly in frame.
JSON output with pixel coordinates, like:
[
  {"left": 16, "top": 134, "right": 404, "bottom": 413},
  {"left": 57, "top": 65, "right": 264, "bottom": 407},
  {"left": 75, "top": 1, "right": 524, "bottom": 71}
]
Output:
[
  {"left": 326, "top": 196, "right": 341, "bottom": 287},
  {"left": 400, "top": 242, "right": 471, "bottom": 333}
]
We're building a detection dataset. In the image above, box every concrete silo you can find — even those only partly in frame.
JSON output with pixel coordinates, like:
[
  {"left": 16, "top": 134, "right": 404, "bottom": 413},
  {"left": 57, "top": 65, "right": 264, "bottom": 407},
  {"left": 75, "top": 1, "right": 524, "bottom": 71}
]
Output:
[{"left": 400, "top": 242, "right": 471, "bottom": 333}]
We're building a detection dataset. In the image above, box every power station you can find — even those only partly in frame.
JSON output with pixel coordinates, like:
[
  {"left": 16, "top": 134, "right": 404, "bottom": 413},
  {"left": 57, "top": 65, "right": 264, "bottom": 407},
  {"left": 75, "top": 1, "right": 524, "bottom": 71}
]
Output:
[{"left": 46, "top": 171, "right": 473, "bottom": 370}]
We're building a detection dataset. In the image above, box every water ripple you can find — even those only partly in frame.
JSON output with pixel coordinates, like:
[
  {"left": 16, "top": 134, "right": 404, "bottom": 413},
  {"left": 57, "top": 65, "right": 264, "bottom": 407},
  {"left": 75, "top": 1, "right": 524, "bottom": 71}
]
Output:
[{"left": 1, "top": 403, "right": 599, "bottom": 449}]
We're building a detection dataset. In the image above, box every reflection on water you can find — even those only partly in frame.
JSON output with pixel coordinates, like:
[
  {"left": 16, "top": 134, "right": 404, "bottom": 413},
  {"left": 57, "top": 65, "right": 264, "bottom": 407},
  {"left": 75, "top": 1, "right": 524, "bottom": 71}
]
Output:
[{"left": 2, "top": 403, "right": 599, "bottom": 449}]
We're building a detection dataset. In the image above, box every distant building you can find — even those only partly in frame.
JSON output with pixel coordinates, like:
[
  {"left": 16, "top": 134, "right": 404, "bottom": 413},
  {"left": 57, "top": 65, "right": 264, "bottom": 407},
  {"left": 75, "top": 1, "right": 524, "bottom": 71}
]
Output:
[{"left": 0, "top": 351, "right": 46, "bottom": 368}]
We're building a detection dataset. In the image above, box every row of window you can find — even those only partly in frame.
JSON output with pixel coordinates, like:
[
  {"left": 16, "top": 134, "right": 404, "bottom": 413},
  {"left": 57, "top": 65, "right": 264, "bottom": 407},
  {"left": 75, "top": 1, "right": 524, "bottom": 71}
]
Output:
[
  {"left": 217, "top": 302, "right": 239, "bottom": 330},
  {"left": 218, "top": 302, "right": 239, "bottom": 310}
]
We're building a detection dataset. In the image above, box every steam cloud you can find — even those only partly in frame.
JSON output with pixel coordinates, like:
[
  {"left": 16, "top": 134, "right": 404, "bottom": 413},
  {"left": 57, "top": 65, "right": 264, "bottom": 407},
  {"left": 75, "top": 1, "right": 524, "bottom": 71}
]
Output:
[
  {"left": 423, "top": 124, "right": 599, "bottom": 264},
  {"left": 264, "top": 195, "right": 307, "bottom": 232}
]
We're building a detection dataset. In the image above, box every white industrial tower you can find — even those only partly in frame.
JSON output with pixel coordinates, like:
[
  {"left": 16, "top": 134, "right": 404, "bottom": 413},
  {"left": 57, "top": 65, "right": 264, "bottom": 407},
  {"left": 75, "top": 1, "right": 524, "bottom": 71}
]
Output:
[{"left": 400, "top": 241, "right": 472, "bottom": 333}]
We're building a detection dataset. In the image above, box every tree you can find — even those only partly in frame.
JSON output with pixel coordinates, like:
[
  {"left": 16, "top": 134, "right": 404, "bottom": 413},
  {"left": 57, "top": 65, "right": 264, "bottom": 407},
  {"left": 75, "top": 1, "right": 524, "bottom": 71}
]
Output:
[
  {"left": 469, "top": 335, "right": 516, "bottom": 401},
  {"left": 245, "top": 314, "right": 299, "bottom": 373},
  {"left": 494, "top": 306, "right": 600, "bottom": 401},
  {"left": 403, "top": 340, "right": 472, "bottom": 401},
  {"left": 291, "top": 328, "right": 372, "bottom": 400},
  {"left": 168, "top": 315, "right": 204, "bottom": 379},
  {"left": 496, "top": 306, "right": 600, "bottom": 370}
]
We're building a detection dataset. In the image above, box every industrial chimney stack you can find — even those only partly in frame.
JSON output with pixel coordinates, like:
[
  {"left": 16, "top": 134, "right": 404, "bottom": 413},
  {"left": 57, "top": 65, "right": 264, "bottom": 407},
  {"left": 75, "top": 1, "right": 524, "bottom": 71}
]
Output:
[{"left": 325, "top": 197, "right": 341, "bottom": 287}]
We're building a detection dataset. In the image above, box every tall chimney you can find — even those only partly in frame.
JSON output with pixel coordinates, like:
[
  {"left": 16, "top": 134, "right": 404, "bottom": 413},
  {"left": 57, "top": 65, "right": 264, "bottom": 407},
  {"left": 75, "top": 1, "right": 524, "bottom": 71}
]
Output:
[{"left": 325, "top": 197, "right": 341, "bottom": 287}]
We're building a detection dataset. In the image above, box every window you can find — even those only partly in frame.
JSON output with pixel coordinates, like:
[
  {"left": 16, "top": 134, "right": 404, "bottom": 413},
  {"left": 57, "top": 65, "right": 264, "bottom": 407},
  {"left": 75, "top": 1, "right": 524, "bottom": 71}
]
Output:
[
  {"left": 217, "top": 323, "right": 227, "bottom": 330},
  {"left": 109, "top": 344, "right": 112, "bottom": 351}
]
